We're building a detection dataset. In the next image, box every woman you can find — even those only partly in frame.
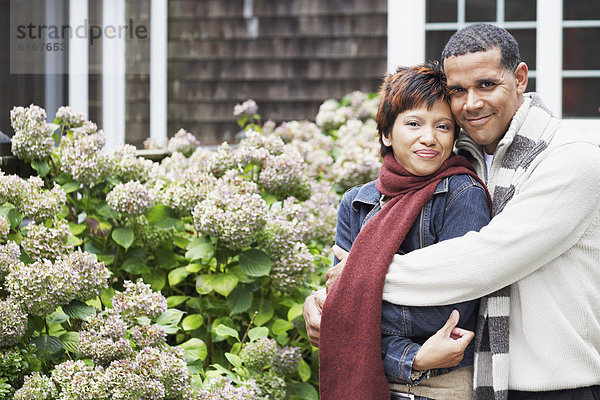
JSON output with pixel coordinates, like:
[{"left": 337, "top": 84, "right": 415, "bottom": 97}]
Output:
[{"left": 319, "top": 62, "right": 491, "bottom": 400}]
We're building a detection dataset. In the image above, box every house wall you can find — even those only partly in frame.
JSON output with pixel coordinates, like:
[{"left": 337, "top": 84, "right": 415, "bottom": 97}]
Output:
[{"left": 125, "top": 0, "right": 388, "bottom": 146}]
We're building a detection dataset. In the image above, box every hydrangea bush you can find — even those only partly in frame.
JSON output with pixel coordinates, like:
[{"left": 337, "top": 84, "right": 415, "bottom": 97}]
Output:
[{"left": 1, "top": 92, "right": 380, "bottom": 398}]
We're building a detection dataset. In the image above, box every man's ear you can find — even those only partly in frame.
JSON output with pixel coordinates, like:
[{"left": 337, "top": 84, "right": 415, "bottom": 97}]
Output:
[{"left": 514, "top": 62, "right": 528, "bottom": 95}]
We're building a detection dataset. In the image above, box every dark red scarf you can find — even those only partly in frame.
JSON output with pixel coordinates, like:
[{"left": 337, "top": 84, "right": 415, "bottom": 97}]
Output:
[{"left": 319, "top": 153, "right": 490, "bottom": 400}]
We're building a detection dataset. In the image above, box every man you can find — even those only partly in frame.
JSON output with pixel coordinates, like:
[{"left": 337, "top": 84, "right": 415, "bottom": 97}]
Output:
[{"left": 304, "top": 23, "right": 600, "bottom": 399}]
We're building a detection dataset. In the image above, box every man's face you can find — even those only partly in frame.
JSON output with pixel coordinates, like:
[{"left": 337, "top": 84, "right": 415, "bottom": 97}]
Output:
[{"left": 444, "top": 48, "right": 528, "bottom": 154}]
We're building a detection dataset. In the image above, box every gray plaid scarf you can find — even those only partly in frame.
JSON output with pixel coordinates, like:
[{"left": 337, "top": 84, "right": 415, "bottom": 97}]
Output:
[{"left": 461, "top": 94, "right": 557, "bottom": 400}]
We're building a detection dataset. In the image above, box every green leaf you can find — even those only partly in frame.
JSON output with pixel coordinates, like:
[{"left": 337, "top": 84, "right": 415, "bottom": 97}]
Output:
[
  {"left": 121, "top": 258, "right": 150, "bottom": 275},
  {"left": 259, "top": 191, "right": 278, "bottom": 205},
  {"left": 238, "top": 249, "right": 272, "bottom": 277},
  {"left": 96, "top": 254, "right": 115, "bottom": 266},
  {"left": 298, "top": 358, "right": 311, "bottom": 382},
  {"left": 100, "top": 287, "right": 115, "bottom": 308},
  {"left": 288, "top": 382, "right": 318, "bottom": 400},
  {"left": 167, "top": 295, "right": 190, "bottom": 308},
  {"left": 248, "top": 326, "right": 269, "bottom": 342},
  {"left": 173, "top": 234, "right": 190, "bottom": 249},
  {"left": 271, "top": 319, "right": 294, "bottom": 336},
  {"left": 156, "top": 309, "right": 185, "bottom": 326},
  {"left": 147, "top": 205, "right": 178, "bottom": 230},
  {"left": 46, "top": 310, "right": 69, "bottom": 326},
  {"left": 67, "top": 235, "right": 82, "bottom": 246},
  {"left": 112, "top": 227, "right": 134, "bottom": 249},
  {"left": 178, "top": 338, "right": 208, "bottom": 363},
  {"left": 287, "top": 303, "right": 304, "bottom": 322},
  {"left": 61, "top": 181, "right": 80, "bottom": 193},
  {"left": 185, "top": 237, "right": 214, "bottom": 261},
  {"left": 156, "top": 250, "right": 178, "bottom": 270},
  {"left": 0, "top": 203, "right": 22, "bottom": 228},
  {"left": 59, "top": 332, "right": 80, "bottom": 354},
  {"left": 142, "top": 269, "right": 166, "bottom": 291},
  {"left": 62, "top": 300, "right": 96, "bottom": 320},
  {"left": 212, "top": 273, "right": 239, "bottom": 297},
  {"left": 31, "top": 335, "right": 63, "bottom": 358},
  {"left": 250, "top": 299, "right": 274, "bottom": 326},
  {"left": 68, "top": 223, "right": 86, "bottom": 235},
  {"left": 86, "top": 216, "right": 111, "bottom": 239},
  {"left": 225, "top": 353, "right": 243, "bottom": 369},
  {"left": 168, "top": 267, "right": 190, "bottom": 287},
  {"left": 31, "top": 159, "right": 50, "bottom": 177},
  {"left": 195, "top": 274, "right": 213, "bottom": 295},
  {"left": 182, "top": 314, "right": 204, "bottom": 331},
  {"left": 185, "top": 263, "right": 203, "bottom": 273},
  {"left": 97, "top": 203, "right": 118, "bottom": 220},
  {"left": 214, "top": 324, "right": 240, "bottom": 342},
  {"left": 227, "top": 286, "right": 253, "bottom": 315}
]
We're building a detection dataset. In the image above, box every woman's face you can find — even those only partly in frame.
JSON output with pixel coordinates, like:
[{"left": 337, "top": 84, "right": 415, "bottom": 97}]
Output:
[{"left": 384, "top": 100, "right": 455, "bottom": 176}]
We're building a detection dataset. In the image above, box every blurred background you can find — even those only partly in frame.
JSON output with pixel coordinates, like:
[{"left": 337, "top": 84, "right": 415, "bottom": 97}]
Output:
[{"left": 1, "top": 0, "right": 599, "bottom": 149}]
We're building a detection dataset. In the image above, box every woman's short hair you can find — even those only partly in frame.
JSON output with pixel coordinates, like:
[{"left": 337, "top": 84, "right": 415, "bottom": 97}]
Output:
[{"left": 375, "top": 61, "right": 458, "bottom": 158}]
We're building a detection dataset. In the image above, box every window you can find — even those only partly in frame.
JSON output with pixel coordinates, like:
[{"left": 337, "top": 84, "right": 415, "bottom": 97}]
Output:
[{"left": 389, "top": 0, "right": 600, "bottom": 134}]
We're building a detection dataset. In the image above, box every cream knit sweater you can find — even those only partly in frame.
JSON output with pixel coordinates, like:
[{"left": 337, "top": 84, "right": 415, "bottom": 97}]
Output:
[{"left": 382, "top": 97, "right": 600, "bottom": 392}]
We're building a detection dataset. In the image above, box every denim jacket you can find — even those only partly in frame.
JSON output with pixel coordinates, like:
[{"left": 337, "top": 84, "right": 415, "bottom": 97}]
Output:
[{"left": 334, "top": 174, "right": 490, "bottom": 385}]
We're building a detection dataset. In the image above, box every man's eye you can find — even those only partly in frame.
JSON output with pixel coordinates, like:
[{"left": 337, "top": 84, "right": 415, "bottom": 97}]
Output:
[{"left": 481, "top": 82, "right": 496, "bottom": 88}]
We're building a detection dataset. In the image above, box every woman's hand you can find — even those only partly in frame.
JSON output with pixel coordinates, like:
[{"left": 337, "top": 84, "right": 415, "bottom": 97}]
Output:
[
  {"left": 325, "top": 245, "right": 349, "bottom": 293},
  {"left": 412, "top": 310, "right": 475, "bottom": 370}
]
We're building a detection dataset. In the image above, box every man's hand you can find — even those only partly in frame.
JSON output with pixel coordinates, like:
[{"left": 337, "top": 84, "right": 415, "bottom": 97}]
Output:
[
  {"left": 412, "top": 310, "right": 475, "bottom": 370},
  {"left": 303, "top": 287, "right": 327, "bottom": 347},
  {"left": 325, "top": 245, "right": 349, "bottom": 293}
]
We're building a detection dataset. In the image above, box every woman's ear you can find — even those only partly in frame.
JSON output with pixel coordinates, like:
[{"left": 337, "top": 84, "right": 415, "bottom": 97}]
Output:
[{"left": 382, "top": 134, "right": 392, "bottom": 147}]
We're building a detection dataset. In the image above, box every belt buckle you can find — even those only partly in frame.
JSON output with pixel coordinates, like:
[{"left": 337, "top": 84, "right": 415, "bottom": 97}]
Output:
[{"left": 390, "top": 390, "right": 415, "bottom": 400}]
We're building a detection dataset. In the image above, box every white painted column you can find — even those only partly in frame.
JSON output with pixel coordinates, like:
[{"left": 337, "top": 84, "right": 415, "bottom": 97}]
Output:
[
  {"left": 150, "top": 0, "right": 168, "bottom": 146},
  {"left": 45, "top": 0, "right": 65, "bottom": 117},
  {"left": 68, "top": 0, "right": 89, "bottom": 118},
  {"left": 103, "top": 0, "right": 126, "bottom": 149},
  {"left": 536, "top": 0, "right": 563, "bottom": 117},
  {"left": 387, "top": 0, "right": 426, "bottom": 73}
]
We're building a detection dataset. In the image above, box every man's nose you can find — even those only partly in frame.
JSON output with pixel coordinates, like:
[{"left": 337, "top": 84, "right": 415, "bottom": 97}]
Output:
[{"left": 464, "top": 90, "right": 483, "bottom": 111}]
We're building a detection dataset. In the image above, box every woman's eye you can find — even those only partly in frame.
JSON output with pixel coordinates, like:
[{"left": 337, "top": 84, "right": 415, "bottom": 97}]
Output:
[
  {"left": 406, "top": 121, "right": 419, "bottom": 127},
  {"left": 437, "top": 124, "right": 451, "bottom": 130}
]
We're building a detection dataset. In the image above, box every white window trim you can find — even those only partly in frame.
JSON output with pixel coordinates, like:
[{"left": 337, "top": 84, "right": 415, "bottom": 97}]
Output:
[
  {"left": 102, "top": 0, "right": 126, "bottom": 150},
  {"left": 68, "top": 0, "right": 89, "bottom": 118},
  {"left": 388, "top": 0, "right": 600, "bottom": 134},
  {"left": 150, "top": 0, "right": 168, "bottom": 147}
]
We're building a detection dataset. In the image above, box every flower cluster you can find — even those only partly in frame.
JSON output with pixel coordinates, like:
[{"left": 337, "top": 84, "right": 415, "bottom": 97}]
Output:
[
  {"left": 51, "top": 360, "right": 108, "bottom": 400},
  {"left": 0, "top": 241, "right": 21, "bottom": 280},
  {"left": 55, "top": 106, "right": 86, "bottom": 127},
  {"left": 233, "top": 99, "right": 259, "bottom": 117},
  {"left": 332, "top": 119, "right": 381, "bottom": 191},
  {"left": 198, "top": 376, "right": 261, "bottom": 400},
  {"left": 58, "top": 128, "right": 110, "bottom": 186},
  {"left": 0, "top": 174, "right": 67, "bottom": 224},
  {"left": 193, "top": 172, "right": 268, "bottom": 250},
  {"left": 111, "top": 280, "right": 168, "bottom": 324},
  {"left": 107, "top": 181, "right": 153, "bottom": 217},
  {"left": 270, "top": 242, "right": 314, "bottom": 293},
  {"left": 124, "top": 215, "right": 174, "bottom": 249},
  {"left": 10, "top": 105, "right": 55, "bottom": 162},
  {"left": 0, "top": 299, "right": 27, "bottom": 347},
  {"left": 19, "top": 178, "right": 67, "bottom": 223},
  {"left": 297, "top": 181, "right": 339, "bottom": 244},
  {"left": 167, "top": 129, "right": 200, "bottom": 156},
  {"left": 13, "top": 372, "right": 57, "bottom": 400},
  {"left": 258, "top": 146, "right": 310, "bottom": 200},
  {"left": 21, "top": 219, "right": 73, "bottom": 261},
  {"left": 131, "top": 324, "right": 167, "bottom": 348},
  {"left": 4, "top": 249, "right": 109, "bottom": 317},
  {"left": 240, "top": 337, "right": 277, "bottom": 371},
  {"left": 272, "top": 345, "right": 302, "bottom": 377},
  {"left": 0, "top": 216, "right": 9, "bottom": 238},
  {"left": 5, "top": 258, "right": 75, "bottom": 316},
  {"left": 108, "top": 144, "right": 159, "bottom": 183},
  {"left": 67, "top": 251, "right": 110, "bottom": 301},
  {"left": 315, "top": 91, "right": 378, "bottom": 133},
  {"left": 252, "top": 371, "right": 286, "bottom": 400},
  {"left": 78, "top": 311, "right": 133, "bottom": 364}
]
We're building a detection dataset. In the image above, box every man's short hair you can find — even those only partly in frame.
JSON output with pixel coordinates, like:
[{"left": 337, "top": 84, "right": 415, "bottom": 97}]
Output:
[
  {"left": 441, "top": 23, "right": 521, "bottom": 71},
  {"left": 376, "top": 61, "right": 459, "bottom": 158}
]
